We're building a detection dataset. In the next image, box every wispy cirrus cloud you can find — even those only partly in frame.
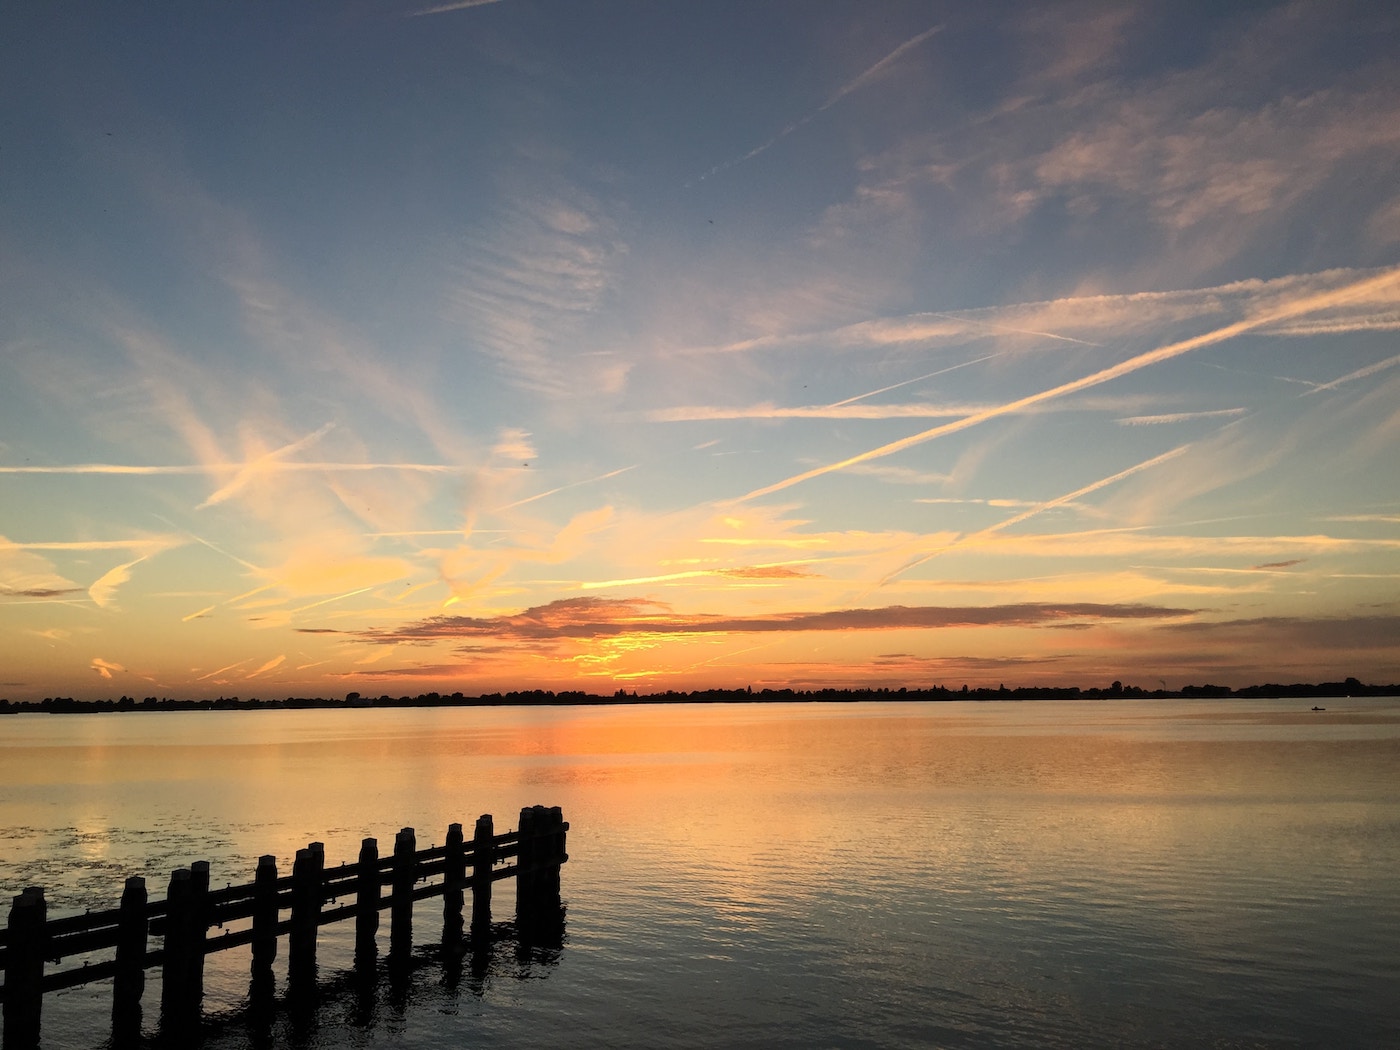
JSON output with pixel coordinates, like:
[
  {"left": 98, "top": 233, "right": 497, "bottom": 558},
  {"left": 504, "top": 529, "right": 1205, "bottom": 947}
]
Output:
[
  {"left": 1, "top": 536, "right": 82, "bottom": 599},
  {"left": 446, "top": 183, "right": 628, "bottom": 398}
]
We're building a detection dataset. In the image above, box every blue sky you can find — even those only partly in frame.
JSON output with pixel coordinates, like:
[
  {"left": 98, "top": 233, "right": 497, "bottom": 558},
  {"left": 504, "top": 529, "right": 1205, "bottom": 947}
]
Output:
[{"left": 2, "top": 0, "right": 1398, "bottom": 700}]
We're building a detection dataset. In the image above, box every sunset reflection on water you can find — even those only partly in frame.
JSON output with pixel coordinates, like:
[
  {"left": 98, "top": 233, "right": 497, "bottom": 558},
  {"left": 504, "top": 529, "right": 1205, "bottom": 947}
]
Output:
[{"left": 3, "top": 699, "right": 1398, "bottom": 1048}]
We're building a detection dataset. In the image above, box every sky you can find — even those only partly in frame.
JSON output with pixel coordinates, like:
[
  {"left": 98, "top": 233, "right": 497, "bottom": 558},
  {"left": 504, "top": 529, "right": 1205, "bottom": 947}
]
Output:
[{"left": 2, "top": 0, "right": 1398, "bottom": 701}]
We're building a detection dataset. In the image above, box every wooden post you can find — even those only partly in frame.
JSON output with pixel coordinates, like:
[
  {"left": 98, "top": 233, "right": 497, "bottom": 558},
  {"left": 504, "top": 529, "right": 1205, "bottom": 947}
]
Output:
[
  {"left": 3, "top": 886, "right": 46, "bottom": 1050},
  {"left": 390, "top": 827, "right": 416, "bottom": 960},
  {"left": 250, "top": 855, "right": 278, "bottom": 980},
  {"left": 355, "top": 836, "right": 380, "bottom": 963},
  {"left": 160, "top": 868, "right": 200, "bottom": 1036},
  {"left": 546, "top": 806, "right": 566, "bottom": 898},
  {"left": 111, "top": 876, "right": 147, "bottom": 1043},
  {"left": 515, "top": 806, "right": 538, "bottom": 926},
  {"left": 189, "top": 860, "right": 210, "bottom": 1006},
  {"left": 471, "top": 814, "right": 494, "bottom": 941},
  {"left": 289, "top": 845, "right": 323, "bottom": 989},
  {"left": 442, "top": 822, "right": 465, "bottom": 946}
]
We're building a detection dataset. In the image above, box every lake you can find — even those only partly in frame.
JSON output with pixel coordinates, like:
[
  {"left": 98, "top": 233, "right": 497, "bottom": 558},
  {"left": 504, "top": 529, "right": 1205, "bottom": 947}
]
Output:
[{"left": 2, "top": 699, "right": 1398, "bottom": 1048}]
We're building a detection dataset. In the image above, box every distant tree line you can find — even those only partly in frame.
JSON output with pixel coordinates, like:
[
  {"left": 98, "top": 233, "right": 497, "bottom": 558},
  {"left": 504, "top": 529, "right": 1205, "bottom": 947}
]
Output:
[{"left": 0, "top": 677, "right": 1393, "bottom": 714}]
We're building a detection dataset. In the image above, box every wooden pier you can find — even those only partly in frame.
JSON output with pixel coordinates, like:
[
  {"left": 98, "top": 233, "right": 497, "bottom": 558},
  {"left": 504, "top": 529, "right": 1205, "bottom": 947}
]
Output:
[{"left": 0, "top": 805, "right": 567, "bottom": 1048}]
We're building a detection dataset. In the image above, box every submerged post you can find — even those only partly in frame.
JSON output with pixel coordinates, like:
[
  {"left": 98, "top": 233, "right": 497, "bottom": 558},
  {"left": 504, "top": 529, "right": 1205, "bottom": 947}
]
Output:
[
  {"left": 471, "top": 814, "right": 494, "bottom": 940},
  {"left": 442, "top": 822, "right": 466, "bottom": 946},
  {"left": 111, "top": 876, "right": 148, "bottom": 1043},
  {"left": 516, "top": 806, "right": 566, "bottom": 943},
  {"left": 355, "top": 837, "right": 380, "bottom": 963},
  {"left": 390, "top": 827, "right": 416, "bottom": 960},
  {"left": 289, "top": 844, "right": 324, "bottom": 990},
  {"left": 190, "top": 860, "right": 210, "bottom": 1005},
  {"left": 515, "top": 806, "right": 538, "bottom": 925},
  {"left": 250, "top": 855, "right": 278, "bottom": 981},
  {"left": 3, "top": 886, "right": 47, "bottom": 1050},
  {"left": 160, "top": 868, "right": 201, "bottom": 1036},
  {"left": 546, "top": 806, "right": 566, "bottom": 899}
]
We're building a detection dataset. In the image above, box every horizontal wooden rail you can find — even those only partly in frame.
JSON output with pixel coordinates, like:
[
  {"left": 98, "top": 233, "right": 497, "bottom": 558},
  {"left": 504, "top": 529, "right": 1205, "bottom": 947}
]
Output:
[{"left": 1, "top": 806, "right": 568, "bottom": 1050}]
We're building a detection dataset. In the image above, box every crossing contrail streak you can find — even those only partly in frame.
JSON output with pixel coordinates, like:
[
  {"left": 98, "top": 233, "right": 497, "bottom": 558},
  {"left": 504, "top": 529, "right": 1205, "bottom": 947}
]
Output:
[
  {"left": 880, "top": 444, "right": 1191, "bottom": 585},
  {"left": 736, "top": 266, "right": 1400, "bottom": 503}
]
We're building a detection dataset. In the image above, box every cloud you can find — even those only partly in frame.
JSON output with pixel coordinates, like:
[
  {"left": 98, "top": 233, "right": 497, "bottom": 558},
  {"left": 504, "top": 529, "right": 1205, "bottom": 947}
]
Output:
[
  {"left": 491, "top": 428, "right": 537, "bottom": 462},
  {"left": 90, "top": 657, "right": 125, "bottom": 680},
  {"left": 445, "top": 182, "right": 628, "bottom": 398},
  {"left": 348, "top": 595, "right": 1193, "bottom": 645},
  {"left": 88, "top": 558, "right": 147, "bottom": 611},
  {"left": 1164, "top": 614, "right": 1400, "bottom": 651}
]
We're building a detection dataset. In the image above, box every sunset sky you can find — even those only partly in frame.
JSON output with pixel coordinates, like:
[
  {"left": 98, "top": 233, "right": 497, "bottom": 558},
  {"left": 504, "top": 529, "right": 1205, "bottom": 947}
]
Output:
[{"left": 2, "top": 1, "right": 1398, "bottom": 701}]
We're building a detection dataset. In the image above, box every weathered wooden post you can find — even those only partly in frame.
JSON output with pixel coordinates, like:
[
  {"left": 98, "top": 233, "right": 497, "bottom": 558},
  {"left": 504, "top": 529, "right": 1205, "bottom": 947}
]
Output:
[
  {"left": 190, "top": 860, "right": 210, "bottom": 1005},
  {"left": 442, "top": 822, "right": 466, "bottom": 946},
  {"left": 160, "top": 868, "right": 202, "bottom": 1036},
  {"left": 471, "top": 814, "right": 494, "bottom": 941},
  {"left": 250, "top": 854, "right": 278, "bottom": 981},
  {"left": 515, "top": 805, "right": 538, "bottom": 926},
  {"left": 111, "top": 876, "right": 148, "bottom": 1042},
  {"left": 390, "top": 827, "right": 416, "bottom": 960},
  {"left": 3, "top": 886, "right": 47, "bottom": 1050},
  {"left": 355, "top": 836, "right": 380, "bottom": 963},
  {"left": 546, "top": 806, "right": 566, "bottom": 898},
  {"left": 289, "top": 844, "right": 323, "bottom": 989}
]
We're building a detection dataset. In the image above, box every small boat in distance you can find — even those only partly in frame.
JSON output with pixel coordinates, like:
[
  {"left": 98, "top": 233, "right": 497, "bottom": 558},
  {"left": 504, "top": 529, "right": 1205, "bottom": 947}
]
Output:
[{"left": 1311, "top": 706, "right": 1326, "bottom": 711}]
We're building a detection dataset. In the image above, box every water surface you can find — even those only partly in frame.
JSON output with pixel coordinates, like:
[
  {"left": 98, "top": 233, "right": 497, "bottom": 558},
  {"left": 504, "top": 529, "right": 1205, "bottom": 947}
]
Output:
[{"left": 2, "top": 699, "right": 1398, "bottom": 1047}]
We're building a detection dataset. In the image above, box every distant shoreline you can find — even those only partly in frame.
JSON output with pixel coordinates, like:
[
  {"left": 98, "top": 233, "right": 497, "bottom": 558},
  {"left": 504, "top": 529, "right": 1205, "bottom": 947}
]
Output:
[{"left": 2, "top": 677, "right": 1395, "bottom": 713}]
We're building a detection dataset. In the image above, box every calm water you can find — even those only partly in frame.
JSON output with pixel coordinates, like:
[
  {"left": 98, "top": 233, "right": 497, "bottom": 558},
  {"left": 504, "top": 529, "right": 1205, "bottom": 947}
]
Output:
[{"left": 2, "top": 699, "right": 1398, "bottom": 1048}]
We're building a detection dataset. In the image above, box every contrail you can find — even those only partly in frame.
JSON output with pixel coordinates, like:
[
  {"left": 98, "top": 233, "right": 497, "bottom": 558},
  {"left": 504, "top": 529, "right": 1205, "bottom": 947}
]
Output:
[
  {"left": 696, "top": 25, "right": 941, "bottom": 180},
  {"left": 827, "top": 355, "right": 1001, "bottom": 408},
  {"left": 1302, "top": 351, "right": 1400, "bottom": 395},
  {"left": 495, "top": 465, "right": 637, "bottom": 512},
  {"left": 0, "top": 462, "right": 460, "bottom": 476},
  {"left": 407, "top": 0, "right": 505, "bottom": 16},
  {"left": 880, "top": 444, "right": 1191, "bottom": 585},
  {"left": 923, "top": 311, "right": 1102, "bottom": 346},
  {"left": 736, "top": 265, "right": 1400, "bottom": 503}
]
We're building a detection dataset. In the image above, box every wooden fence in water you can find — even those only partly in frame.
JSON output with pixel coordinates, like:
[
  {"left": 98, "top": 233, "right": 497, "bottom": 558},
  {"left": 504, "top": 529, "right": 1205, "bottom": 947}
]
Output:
[{"left": 0, "top": 805, "right": 567, "bottom": 1049}]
